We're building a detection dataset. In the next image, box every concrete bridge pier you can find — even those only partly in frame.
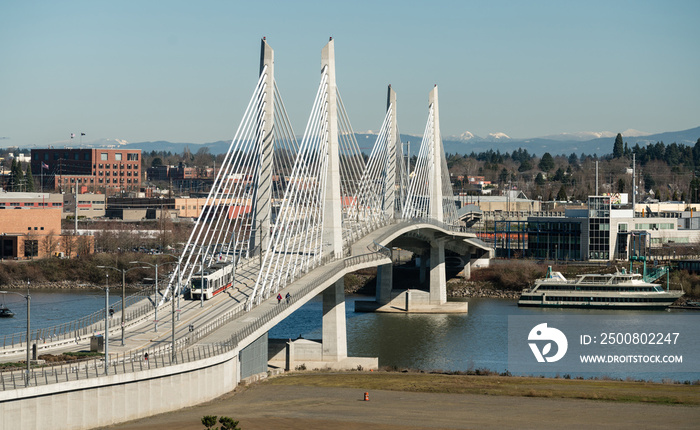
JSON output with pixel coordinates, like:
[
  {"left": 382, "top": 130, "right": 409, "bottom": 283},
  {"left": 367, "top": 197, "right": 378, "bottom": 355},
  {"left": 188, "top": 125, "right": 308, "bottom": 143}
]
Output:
[
  {"left": 272, "top": 279, "right": 377, "bottom": 371},
  {"left": 322, "top": 279, "right": 347, "bottom": 361},
  {"left": 429, "top": 240, "right": 447, "bottom": 305},
  {"left": 419, "top": 254, "right": 427, "bottom": 284},
  {"left": 461, "top": 256, "right": 471, "bottom": 279},
  {"left": 376, "top": 263, "right": 393, "bottom": 305}
]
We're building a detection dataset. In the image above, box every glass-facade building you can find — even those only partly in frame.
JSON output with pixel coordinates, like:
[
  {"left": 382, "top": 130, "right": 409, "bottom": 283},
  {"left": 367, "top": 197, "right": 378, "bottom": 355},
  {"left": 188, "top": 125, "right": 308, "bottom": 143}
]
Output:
[
  {"left": 588, "top": 196, "right": 611, "bottom": 260},
  {"left": 525, "top": 195, "right": 696, "bottom": 262},
  {"left": 527, "top": 218, "right": 582, "bottom": 260}
]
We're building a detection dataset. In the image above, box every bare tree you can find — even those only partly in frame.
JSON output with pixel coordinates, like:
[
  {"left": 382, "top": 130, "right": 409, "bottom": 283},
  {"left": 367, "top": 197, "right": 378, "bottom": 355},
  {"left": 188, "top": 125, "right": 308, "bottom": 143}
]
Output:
[
  {"left": 42, "top": 232, "right": 58, "bottom": 256},
  {"left": 63, "top": 234, "right": 76, "bottom": 258},
  {"left": 77, "top": 235, "right": 92, "bottom": 257}
]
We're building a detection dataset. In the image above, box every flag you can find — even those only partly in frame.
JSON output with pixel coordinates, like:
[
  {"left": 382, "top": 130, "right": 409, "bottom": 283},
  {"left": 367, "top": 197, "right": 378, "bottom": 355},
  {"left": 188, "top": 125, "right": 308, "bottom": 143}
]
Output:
[
  {"left": 41, "top": 162, "right": 49, "bottom": 170},
  {"left": 70, "top": 133, "right": 75, "bottom": 139}
]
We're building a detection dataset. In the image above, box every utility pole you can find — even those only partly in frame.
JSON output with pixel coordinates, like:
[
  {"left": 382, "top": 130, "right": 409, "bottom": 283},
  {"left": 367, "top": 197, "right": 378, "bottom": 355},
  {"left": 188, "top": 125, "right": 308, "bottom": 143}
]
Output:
[
  {"left": 74, "top": 183, "right": 78, "bottom": 234},
  {"left": 104, "top": 273, "right": 109, "bottom": 375},
  {"left": 632, "top": 153, "right": 636, "bottom": 210}
]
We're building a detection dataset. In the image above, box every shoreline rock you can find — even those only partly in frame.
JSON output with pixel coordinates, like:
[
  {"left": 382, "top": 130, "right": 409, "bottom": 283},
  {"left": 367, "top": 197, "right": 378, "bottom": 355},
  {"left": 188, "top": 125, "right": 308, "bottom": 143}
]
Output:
[
  {"left": 1, "top": 280, "right": 143, "bottom": 291},
  {"left": 447, "top": 280, "right": 520, "bottom": 299}
]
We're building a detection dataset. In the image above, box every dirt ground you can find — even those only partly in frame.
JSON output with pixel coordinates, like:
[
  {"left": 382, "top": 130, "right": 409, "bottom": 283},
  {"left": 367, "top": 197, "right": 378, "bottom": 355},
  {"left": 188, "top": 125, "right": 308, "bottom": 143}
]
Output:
[{"left": 100, "top": 382, "right": 700, "bottom": 430}]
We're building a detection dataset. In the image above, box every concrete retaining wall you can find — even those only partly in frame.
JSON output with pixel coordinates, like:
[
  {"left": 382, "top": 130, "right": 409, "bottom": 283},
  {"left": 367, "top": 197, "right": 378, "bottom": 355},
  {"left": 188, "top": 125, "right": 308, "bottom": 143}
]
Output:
[{"left": 0, "top": 351, "right": 239, "bottom": 430}]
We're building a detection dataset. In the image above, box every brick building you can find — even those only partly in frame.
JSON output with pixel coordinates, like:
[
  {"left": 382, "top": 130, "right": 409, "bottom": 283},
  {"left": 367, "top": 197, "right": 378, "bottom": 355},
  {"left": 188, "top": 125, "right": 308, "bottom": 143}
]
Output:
[
  {"left": 0, "top": 208, "right": 93, "bottom": 259},
  {"left": 30, "top": 148, "right": 142, "bottom": 195}
]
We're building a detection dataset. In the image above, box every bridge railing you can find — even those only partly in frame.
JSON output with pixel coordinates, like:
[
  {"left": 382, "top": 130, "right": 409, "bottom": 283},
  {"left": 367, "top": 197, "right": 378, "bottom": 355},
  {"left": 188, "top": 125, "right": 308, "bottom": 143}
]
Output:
[
  {"left": 0, "top": 339, "right": 234, "bottom": 391},
  {"left": 234, "top": 246, "right": 392, "bottom": 344},
  {"left": 1, "top": 288, "right": 155, "bottom": 351},
  {"left": 0, "top": 218, "right": 431, "bottom": 391}
]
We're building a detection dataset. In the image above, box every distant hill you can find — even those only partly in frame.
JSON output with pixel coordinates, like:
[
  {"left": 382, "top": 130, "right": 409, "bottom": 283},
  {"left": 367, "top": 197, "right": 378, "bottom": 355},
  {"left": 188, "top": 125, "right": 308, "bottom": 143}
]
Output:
[
  {"left": 440, "top": 126, "right": 700, "bottom": 157},
  {"left": 33, "top": 126, "right": 700, "bottom": 158}
]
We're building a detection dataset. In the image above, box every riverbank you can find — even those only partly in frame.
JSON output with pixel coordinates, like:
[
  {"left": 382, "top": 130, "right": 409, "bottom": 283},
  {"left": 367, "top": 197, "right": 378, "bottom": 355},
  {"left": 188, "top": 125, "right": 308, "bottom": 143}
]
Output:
[
  {"left": 447, "top": 278, "right": 521, "bottom": 299},
  {"left": 0, "top": 280, "right": 144, "bottom": 291},
  {"left": 100, "top": 371, "right": 700, "bottom": 430}
]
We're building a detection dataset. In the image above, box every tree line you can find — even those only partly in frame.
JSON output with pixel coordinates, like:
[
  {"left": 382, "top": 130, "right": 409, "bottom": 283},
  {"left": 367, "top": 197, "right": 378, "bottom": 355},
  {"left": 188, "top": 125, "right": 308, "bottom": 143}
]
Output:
[
  {"left": 448, "top": 135, "right": 700, "bottom": 203},
  {"left": 4, "top": 134, "right": 700, "bottom": 202}
]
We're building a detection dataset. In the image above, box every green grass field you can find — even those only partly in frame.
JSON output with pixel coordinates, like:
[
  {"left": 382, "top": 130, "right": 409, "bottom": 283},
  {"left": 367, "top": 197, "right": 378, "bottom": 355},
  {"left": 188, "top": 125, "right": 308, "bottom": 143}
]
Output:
[{"left": 266, "top": 371, "right": 700, "bottom": 405}]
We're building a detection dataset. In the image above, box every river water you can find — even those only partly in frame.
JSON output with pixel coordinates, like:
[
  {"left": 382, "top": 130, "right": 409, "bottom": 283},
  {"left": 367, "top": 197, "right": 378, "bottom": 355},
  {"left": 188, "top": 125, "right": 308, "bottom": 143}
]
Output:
[
  {"left": 0, "top": 289, "right": 121, "bottom": 339},
  {"left": 1, "top": 290, "right": 698, "bottom": 382},
  {"left": 269, "top": 295, "right": 700, "bottom": 382}
]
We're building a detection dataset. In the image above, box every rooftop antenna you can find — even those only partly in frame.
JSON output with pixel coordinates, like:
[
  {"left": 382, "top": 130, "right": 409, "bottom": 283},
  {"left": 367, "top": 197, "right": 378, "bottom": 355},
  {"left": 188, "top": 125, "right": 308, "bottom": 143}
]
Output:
[
  {"left": 595, "top": 161, "right": 599, "bottom": 196},
  {"left": 632, "top": 153, "right": 636, "bottom": 211}
]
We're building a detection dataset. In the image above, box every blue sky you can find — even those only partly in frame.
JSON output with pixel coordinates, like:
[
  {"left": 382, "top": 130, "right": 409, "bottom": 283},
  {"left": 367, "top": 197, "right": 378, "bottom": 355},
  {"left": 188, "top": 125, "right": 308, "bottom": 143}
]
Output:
[{"left": 1, "top": 0, "right": 698, "bottom": 148}]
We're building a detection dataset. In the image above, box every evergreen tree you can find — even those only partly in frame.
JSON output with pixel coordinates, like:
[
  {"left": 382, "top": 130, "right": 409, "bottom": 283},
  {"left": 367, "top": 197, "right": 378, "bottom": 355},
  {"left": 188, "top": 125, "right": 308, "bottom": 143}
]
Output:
[
  {"left": 690, "top": 177, "right": 700, "bottom": 203},
  {"left": 538, "top": 152, "right": 555, "bottom": 172},
  {"left": 9, "top": 158, "right": 17, "bottom": 190},
  {"left": 498, "top": 168, "right": 509, "bottom": 184},
  {"left": 613, "top": 133, "right": 624, "bottom": 158},
  {"left": 552, "top": 167, "right": 564, "bottom": 182},
  {"left": 644, "top": 173, "right": 655, "bottom": 191},
  {"left": 556, "top": 185, "right": 568, "bottom": 201},
  {"left": 535, "top": 172, "right": 545, "bottom": 186},
  {"left": 617, "top": 178, "right": 625, "bottom": 193},
  {"left": 25, "top": 165, "right": 35, "bottom": 192},
  {"left": 10, "top": 158, "right": 24, "bottom": 191},
  {"left": 518, "top": 159, "right": 532, "bottom": 172}
]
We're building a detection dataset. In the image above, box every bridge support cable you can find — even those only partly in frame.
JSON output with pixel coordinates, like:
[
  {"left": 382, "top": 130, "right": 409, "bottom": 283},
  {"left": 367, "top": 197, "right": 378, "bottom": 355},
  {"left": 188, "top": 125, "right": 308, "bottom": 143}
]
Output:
[
  {"left": 168, "top": 40, "right": 300, "bottom": 303},
  {"left": 345, "top": 104, "right": 393, "bottom": 244},
  {"left": 165, "top": 66, "right": 268, "bottom": 299},
  {"left": 395, "top": 131, "right": 409, "bottom": 215},
  {"left": 401, "top": 86, "right": 458, "bottom": 226},
  {"left": 248, "top": 39, "right": 369, "bottom": 309},
  {"left": 186, "top": 81, "right": 266, "bottom": 280},
  {"left": 335, "top": 90, "right": 366, "bottom": 204},
  {"left": 402, "top": 108, "right": 434, "bottom": 219},
  {"left": 248, "top": 67, "right": 331, "bottom": 308}
]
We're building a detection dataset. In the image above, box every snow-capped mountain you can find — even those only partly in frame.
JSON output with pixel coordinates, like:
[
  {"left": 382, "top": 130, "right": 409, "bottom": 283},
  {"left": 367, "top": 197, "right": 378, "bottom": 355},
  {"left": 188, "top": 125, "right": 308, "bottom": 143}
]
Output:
[
  {"left": 484, "top": 132, "right": 511, "bottom": 141},
  {"left": 449, "top": 131, "right": 511, "bottom": 142},
  {"left": 540, "top": 129, "right": 650, "bottom": 141},
  {"left": 457, "top": 131, "right": 477, "bottom": 141}
]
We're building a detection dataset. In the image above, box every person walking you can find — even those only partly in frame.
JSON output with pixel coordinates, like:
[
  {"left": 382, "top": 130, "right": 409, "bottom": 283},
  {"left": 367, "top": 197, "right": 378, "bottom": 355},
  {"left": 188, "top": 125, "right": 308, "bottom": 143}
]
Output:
[
  {"left": 285, "top": 292, "right": 291, "bottom": 304},
  {"left": 277, "top": 293, "right": 282, "bottom": 304}
]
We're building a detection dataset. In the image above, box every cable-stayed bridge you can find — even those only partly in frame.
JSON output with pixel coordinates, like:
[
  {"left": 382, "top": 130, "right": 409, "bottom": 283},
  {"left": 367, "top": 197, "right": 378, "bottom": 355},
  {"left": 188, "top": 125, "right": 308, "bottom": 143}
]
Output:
[{"left": 0, "top": 38, "right": 492, "bottom": 429}]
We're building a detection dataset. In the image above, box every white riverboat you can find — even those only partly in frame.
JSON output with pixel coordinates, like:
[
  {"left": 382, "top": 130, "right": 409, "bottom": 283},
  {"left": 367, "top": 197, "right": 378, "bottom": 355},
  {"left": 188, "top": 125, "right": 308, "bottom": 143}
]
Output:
[{"left": 518, "top": 267, "right": 683, "bottom": 309}]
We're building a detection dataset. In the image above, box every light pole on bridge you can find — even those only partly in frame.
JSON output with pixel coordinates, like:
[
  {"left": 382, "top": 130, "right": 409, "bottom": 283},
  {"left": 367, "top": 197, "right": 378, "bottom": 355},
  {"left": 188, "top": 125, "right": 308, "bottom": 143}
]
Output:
[
  {"left": 97, "top": 265, "right": 143, "bottom": 347},
  {"left": 130, "top": 259, "right": 178, "bottom": 333},
  {"left": 130, "top": 258, "right": 179, "bottom": 360},
  {"left": 103, "top": 273, "right": 109, "bottom": 374}
]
